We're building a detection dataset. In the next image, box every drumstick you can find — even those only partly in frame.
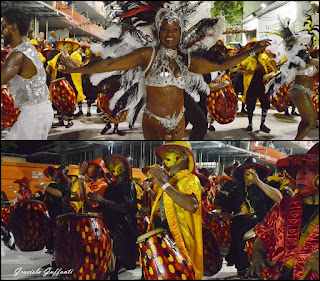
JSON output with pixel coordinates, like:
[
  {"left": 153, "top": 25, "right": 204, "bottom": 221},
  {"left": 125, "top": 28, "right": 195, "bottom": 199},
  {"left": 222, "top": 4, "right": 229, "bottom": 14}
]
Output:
[{"left": 299, "top": 268, "right": 310, "bottom": 280}]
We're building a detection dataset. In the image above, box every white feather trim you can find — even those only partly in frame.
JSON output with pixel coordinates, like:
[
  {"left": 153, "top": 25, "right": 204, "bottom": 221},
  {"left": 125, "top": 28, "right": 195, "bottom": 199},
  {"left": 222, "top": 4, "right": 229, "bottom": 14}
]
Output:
[{"left": 90, "top": 71, "right": 120, "bottom": 86}]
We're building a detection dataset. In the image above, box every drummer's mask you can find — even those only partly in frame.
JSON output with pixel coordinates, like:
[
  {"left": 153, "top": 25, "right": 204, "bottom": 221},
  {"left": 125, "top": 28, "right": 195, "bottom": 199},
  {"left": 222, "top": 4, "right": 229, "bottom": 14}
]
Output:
[
  {"left": 296, "top": 168, "right": 319, "bottom": 197},
  {"left": 163, "top": 150, "right": 184, "bottom": 169},
  {"left": 110, "top": 160, "right": 125, "bottom": 177}
]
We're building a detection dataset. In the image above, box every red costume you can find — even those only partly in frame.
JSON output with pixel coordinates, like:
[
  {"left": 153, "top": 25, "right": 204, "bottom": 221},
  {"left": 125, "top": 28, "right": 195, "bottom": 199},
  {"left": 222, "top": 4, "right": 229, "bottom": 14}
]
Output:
[
  {"left": 14, "top": 177, "right": 31, "bottom": 201},
  {"left": 254, "top": 194, "right": 318, "bottom": 280},
  {"left": 254, "top": 143, "right": 319, "bottom": 280}
]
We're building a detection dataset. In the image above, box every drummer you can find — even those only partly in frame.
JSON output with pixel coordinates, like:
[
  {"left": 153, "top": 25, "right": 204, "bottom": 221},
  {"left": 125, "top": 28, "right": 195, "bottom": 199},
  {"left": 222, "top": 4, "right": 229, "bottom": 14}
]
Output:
[
  {"left": 35, "top": 165, "right": 72, "bottom": 266},
  {"left": 46, "top": 38, "right": 86, "bottom": 128},
  {"left": 87, "top": 154, "right": 138, "bottom": 280},
  {"left": 9, "top": 177, "right": 31, "bottom": 204},
  {"left": 237, "top": 38, "right": 277, "bottom": 134},
  {"left": 77, "top": 158, "right": 109, "bottom": 212},
  {"left": 146, "top": 141, "right": 203, "bottom": 280},
  {"left": 220, "top": 158, "right": 282, "bottom": 276},
  {"left": 246, "top": 143, "right": 319, "bottom": 280}
]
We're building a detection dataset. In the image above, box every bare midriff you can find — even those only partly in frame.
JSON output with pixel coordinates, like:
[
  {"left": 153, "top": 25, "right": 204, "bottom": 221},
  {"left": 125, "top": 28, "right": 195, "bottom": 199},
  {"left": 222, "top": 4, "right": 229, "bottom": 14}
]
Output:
[{"left": 145, "top": 85, "right": 184, "bottom": 116}]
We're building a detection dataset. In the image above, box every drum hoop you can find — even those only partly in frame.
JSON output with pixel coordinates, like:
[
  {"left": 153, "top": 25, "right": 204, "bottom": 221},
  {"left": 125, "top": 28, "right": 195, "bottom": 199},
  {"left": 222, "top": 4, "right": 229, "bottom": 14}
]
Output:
[
  {"left": 52, "top": 77, "right": 67, "bottom": 83},
  {"left": 243, "top": 228, "right": 256, "bottom": 241},
  {"left": 137, "top": 227, "right": 166, "bottom": 244},
  {"left": 16, "top": 199, "right": 46, "bottom": 205},
  {"left": 56, "top": 212, "right": 103, "bottom": 220}
]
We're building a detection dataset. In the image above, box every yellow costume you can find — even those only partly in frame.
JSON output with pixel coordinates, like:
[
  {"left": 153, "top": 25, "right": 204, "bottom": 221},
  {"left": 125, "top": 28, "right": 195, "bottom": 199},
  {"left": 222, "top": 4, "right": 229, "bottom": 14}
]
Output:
[
  {"left": 47, "top": 52, "right": 85, "bottom": 103},
  {"left": 30, "top": 39, "right": 46, "bottom": 63},
  {"left": 147, "top": 141, "right": 203, "bottom": 279},
  {"left": 237, "top": 52, "right": 276, "bottom": 104}
]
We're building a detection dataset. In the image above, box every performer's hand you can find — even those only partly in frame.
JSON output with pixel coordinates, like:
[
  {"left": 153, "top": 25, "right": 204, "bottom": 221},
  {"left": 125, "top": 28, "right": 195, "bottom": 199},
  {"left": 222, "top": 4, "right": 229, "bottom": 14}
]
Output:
[
  {"left": 221, "top": 212, "right": 232, "bottom": 221},
  {"left": 87, "top": 192, "right": 104, "bottom": 204},
  {"left": 252, "top": 39, "right": 271, "bottom": 53},
  {"left": 59, "top": 55, "right": 76, "bottom": 73},
  {"left": 305, "top": 251, "right": 319, "bottom": 274},
  {"left": 37, "top": 177, "right": 46, "bottom": 189},
  {"left": 245, "top": 169, "right": 261, "bottom": 186},
  {"left": 79, "top": 161, "right": 88, "bottom": 177},
  {"left": 148, "top": 165, "right": 170, "bottom": 187},
  {"left": 246, "top": 259, "right": 275, "bottom": 278}
]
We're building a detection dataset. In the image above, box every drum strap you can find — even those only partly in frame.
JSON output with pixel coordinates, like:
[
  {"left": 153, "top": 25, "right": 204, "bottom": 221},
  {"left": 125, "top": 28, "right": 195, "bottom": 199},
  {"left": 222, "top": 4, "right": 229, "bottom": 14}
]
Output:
[{"left": 284, "top": 209, "right": 319, "bottom": 269}]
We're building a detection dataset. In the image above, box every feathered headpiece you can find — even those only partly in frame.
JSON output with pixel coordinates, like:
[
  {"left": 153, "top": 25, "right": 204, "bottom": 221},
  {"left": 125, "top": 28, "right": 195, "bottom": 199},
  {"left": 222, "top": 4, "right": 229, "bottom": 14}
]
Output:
[
  {"left": 265, "top": 10, "right": 319, "bottom": 99},
  {"left": 89, "top": 1, "right": 225, "bottom": 127}
]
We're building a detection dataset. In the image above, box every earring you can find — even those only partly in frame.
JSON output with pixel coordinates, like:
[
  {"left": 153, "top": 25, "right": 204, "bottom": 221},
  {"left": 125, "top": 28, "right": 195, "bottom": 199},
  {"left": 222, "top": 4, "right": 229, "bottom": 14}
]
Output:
[{"left": 312, "top": 174, "right": 319, "bottom": 190}]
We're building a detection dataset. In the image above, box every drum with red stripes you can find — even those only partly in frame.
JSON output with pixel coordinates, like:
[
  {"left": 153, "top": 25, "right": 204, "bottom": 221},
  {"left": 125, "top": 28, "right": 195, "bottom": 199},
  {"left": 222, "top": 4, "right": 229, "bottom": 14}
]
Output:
[
  {"left": 207, "top": 75, "right": 238, "bottom": 124},
  {"left": 51, "top": 77, "right": 76, "bottom": 115},
  {"left": 97, "top": 93, "right": 128, "bottom": 124},
  {"left": 137, "top": 228, "right": 195, "bottom": 280},
  {"left": 1, "top": 86, "right": 20, "bottom": 129},
  {"left": 54, "top": 213, "right": 111, "bottom": 280},
  {"left": 8, "top": 200, "right": 52, "bottom": 251}
]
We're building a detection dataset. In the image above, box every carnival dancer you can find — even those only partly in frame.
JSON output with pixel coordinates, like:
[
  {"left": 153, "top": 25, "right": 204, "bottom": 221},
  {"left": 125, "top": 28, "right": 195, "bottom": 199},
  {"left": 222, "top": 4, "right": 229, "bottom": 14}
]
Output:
[
  {"left": 60, "top": 2, "right": 270, "bottom": 140},
  {"left": 220, "top": 158, "right": 282, "bottom": 276},
  {"left": 8, "top": 177, "right": 31, "bottom": 204},
  {"left": 145, "top": 141, "right": 203, "bottom": 279},
  {"left": 35, "top": 165, "right": 72, "bottom": 268},
  {"left": 46, "top": 37, "right": 86, "bottom": 128},
  {"left": 265, "top": 9, "right": 319, "bottom": 140},
  {"left": 87, "top": 154, "right": 138, "bottom": 280},
  {"left": 1, "top": 8, "right": 54, "bottom": 140},
  {"left": 237, "top": 38, "right": 277, "bottom": 134},
  {"left": 246, "top": 143, "right": 319, "bottom": 280}
]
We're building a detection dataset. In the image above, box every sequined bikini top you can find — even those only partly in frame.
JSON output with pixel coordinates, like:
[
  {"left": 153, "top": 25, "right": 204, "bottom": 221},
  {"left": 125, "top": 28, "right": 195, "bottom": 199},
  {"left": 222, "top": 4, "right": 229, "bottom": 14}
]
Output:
[
  {"left": 296, "top": 65, "right": 317, "bottom": 77},
  {"left": 6, "top": 42, "right": 50, "bottom": 108},
  {"left": 144, "top": 46, "right": 190, "bottom": 89}
]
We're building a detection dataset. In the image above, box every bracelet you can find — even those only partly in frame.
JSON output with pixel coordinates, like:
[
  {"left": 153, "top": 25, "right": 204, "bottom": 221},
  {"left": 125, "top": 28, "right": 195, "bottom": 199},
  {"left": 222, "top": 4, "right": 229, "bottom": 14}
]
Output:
[
  {"left": 65, "top": 54, "right": 70, "bottom": 58},
  {"left": 248, "top": 47, "right": 256, "bottom": 57},
  {"left": 40, "top": 182, "right": 45, "bottom": 186},
  {"left": 146, "top": 188, "right": 151, "bottom": 192},
  {"left": 78, "top": 175, "right": 84, "bottom": 179},
  {"left": 162, "top": 183, "right": 171, "bottom": 191},
  {"left": 43, "top": 185, "right": 47, "bottom": 191}
]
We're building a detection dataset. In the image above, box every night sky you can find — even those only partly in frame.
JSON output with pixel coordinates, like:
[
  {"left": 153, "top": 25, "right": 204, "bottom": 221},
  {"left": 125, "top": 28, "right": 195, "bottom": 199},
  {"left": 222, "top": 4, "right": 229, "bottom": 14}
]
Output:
[{"left": 2, "top": 141, "right": 55, "bottom": 155}]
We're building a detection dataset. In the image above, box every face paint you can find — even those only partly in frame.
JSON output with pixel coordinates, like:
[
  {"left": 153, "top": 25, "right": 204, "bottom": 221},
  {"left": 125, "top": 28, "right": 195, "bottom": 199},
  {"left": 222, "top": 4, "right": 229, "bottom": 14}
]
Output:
[
  {"left": 245, "top": 168, "right": 256, "bottom": 181},
  {"left": 163, "top": 150, "right": 183, "bottom": 168},
  {"left": 296, "top": 168, "right": 319, "bottom": 196},
  {"left": 110, "top": 161, "right": 125, "bottom": 177}
]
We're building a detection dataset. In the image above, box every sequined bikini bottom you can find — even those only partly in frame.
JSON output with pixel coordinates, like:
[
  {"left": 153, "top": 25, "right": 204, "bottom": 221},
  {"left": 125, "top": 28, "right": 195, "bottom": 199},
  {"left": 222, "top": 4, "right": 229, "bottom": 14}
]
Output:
[
  {"left": 144, "top": 107, "right": 186, "bottom": 133},
  {"left": 289, "top": 83, "right": 313, "bottom": 98}
]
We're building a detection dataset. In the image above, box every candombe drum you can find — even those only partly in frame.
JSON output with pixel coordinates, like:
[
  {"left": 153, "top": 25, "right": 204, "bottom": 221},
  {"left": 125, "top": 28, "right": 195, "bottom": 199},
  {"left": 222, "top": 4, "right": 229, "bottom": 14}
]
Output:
[
  {"left": 244, "top": 228, "right": 270, "bottom": 280},
  {"left": 312, "top": 83, "right": 319, "bottom": 126},
  {"left": 8, "top": 200, "right": 52, "bottom": 251},
  {"left": 54, "top": 213, "right": 111, "bottom": 280},
  {"left": 51, "top": 77, "right": 76, "bottom": 115},
  {"left": 265, "top": 76, "right": 292, "bottom": 112},
  {"left": 1, "top": 205, "right": 13, "bottom": 227},
  {"left": 209, "top": 209, "right": 231, "bottom": 254},
  {"left": 97, "top": 93, "right": 128, "bottom": 124},
  {"left": 207, "top": 75, "right": 238, "bottom": 124},
  {"left": 137, "top": 228, "right": 195, "bottom": 280},
  {"left": 1, "top": 85, "right": 20, "bottom": 129},
  {"left": 202, "top": 226, "right": 222, "bottom": 276}
]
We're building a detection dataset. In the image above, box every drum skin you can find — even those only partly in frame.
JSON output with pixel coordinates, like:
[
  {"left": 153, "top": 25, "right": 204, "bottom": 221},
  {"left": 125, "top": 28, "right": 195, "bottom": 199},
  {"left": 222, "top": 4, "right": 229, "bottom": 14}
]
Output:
[
  {"left": 54, "top": 213, "right": 111, "bottom": 280},
  {"left": 1, "top": 206, "right": 12, "bottom": 227},
  {"left": 244, "top": 228, "right": 270, "bottom": 280},
  {"left": 1, "top": 86, "right": 20, "bottom": 129},
  {"left": 202, "top": 226, "right": 222, "bottom": 276},
  {"left": 51, "top": 78, "right": 76, "bottom": 115},
  {"left": 8, "top": 200, "right": 52, "bottom": 251},
  {"left": 137, "top": 228, "right": 195, "bottom": 280},
  {"left": 207, "top": 76, "right": 238, "bottom": 124},
  {"left": 97, "top": 93, "right": 128, "bottom": 124}
]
